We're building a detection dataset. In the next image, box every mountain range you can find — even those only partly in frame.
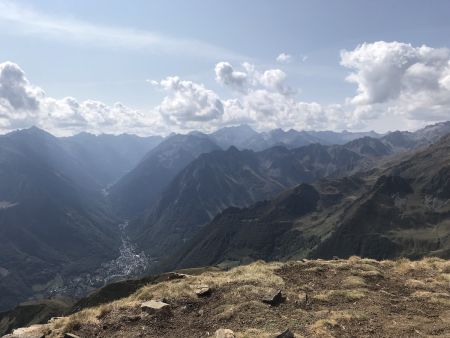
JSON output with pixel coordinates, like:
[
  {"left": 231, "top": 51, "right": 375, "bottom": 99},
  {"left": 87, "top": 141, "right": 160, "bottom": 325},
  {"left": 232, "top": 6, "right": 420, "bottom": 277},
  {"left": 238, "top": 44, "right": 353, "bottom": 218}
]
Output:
[
  {"left": 129, "top": 138, "right": 390, "bottom": 260},
  {"left": 1, "top": 121, "right": 450, "bottom": 313},
  {"left": 163, "top": 132, "right": 450, "bottom": 271}
]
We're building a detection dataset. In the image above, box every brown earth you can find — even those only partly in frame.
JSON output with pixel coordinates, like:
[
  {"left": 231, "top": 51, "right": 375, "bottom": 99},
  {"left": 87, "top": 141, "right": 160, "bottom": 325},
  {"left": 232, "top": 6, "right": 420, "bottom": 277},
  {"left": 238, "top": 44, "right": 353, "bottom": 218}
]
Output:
[{"left": 5, "top": 257, "right": 450, "bottom": 338}]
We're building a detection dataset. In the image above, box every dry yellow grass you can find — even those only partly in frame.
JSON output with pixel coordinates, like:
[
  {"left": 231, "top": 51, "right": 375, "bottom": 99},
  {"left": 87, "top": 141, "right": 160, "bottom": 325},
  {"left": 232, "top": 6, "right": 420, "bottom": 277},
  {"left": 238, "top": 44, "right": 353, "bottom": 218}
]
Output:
[
  {"left": 130, "top": 260, "right": 284, "bottom": 303},
  {"left": 39, "top": 257, "right": 450, "bottom": 338},
  {"left": 309, "top": 310, "right": 364, "bottom": 337},
  {"left": 312, "top": 288, "right": 368, "bottom": 302},
  {"left": 47, "top": 261, "right": 284, "bottom": 337},
  {"left": 341, "top": 275, "right": 366, "bottom": 288},
  {"left": 411, "top": 290, "right": 450, "bottom": 305}
]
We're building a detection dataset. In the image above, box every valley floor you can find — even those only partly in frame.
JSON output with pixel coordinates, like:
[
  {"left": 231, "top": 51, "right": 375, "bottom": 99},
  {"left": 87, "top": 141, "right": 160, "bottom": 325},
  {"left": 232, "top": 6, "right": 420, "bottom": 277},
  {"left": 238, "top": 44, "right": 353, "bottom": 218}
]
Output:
[{"left": 5, "top": 257, "right": 450, "bottom": 338}]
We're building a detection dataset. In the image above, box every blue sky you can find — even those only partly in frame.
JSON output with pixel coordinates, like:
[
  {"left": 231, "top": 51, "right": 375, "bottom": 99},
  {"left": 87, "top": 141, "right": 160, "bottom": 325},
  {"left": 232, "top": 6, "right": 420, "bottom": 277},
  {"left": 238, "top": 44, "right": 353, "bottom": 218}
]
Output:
[{"left": 0, "top": 0, "right": 450, "bottom": 135}]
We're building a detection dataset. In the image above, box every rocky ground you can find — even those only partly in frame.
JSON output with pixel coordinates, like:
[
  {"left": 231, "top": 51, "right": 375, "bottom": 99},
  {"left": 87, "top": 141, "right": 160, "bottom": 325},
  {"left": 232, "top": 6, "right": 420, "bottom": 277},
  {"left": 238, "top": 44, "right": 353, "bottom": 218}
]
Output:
[{"left": 4, "top": 257, "right": 450, "bottom": 338}]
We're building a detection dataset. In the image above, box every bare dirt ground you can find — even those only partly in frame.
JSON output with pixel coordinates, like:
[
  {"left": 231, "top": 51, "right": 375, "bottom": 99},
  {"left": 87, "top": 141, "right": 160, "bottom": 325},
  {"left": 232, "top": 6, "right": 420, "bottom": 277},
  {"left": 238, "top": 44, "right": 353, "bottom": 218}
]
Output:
[{"left": 6, "top": 257, "right": 450, "bottom": 338}]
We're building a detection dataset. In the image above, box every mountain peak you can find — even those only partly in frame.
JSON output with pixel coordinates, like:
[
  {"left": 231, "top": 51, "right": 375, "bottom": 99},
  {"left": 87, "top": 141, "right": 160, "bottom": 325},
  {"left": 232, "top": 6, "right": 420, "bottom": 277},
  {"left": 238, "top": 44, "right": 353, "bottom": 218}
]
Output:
[{"left": 7, "top": 126, "right": 55, "bottom": 139}]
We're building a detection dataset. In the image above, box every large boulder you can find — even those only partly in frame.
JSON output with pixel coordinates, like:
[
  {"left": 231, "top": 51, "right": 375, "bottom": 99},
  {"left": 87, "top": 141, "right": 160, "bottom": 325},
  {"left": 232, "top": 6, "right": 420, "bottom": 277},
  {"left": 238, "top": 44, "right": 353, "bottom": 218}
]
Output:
[
  {"left": 191, "top": 284, "right": 212, "bottom": 298},
  {"left": 262, "top": 290, "right": 286, "bottom": 306},
  {"left": 140, "top": 300, "right": 171, "bottom": 315}
]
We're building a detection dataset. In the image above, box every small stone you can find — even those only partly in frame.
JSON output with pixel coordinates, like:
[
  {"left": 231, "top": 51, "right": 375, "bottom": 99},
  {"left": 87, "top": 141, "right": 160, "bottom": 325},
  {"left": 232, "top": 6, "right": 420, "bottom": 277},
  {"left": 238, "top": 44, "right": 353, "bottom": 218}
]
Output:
[
  {"left": 192, "top": 284, "right": 212, "bottom": 297},
  {"left": 262, "top": 290, "right": 286, "bottom": 306},
  {"left": 48, "top": 316, "right": 64, "bottom": 323},
  {"left": 275, "top": 329, "right": 295, "bottom": 338},
  {"left": 124, "top": 315, "right": 141, "bottom": 322},
  {"left": 64, "top": 333, "right": 81, "bottom": 338},
  {"left": 166, "top": 272, "right": 192, "bottom": 280},
  {"left": 140, "top": 300, "right": 171, "bottom": 315},
  {"left": 215, "top": 328, "right": 235, "bottom": 338}
]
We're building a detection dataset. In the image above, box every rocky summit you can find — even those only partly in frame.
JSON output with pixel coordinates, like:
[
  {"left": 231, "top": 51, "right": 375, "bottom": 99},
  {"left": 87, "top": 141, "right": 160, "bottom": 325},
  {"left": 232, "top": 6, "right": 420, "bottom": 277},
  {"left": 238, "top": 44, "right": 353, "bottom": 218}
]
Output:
[{"left": 4, "top": 257, "right": 449, "bottom": 337}]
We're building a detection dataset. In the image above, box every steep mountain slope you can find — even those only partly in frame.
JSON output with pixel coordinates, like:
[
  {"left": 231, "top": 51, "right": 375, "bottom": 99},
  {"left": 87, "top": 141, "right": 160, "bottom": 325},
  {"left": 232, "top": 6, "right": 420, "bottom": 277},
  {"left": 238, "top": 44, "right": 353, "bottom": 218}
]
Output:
[
  {"left": 313, "top": 132, "right": 450, "bottom": 259},
  {"left": 60, "top": 133, "right": 163, "bottom": 187},
  {"left": 2, "top": 127, "right": 101, "bottom": 191},
  {"left": 164, "top": 133, "right": 450, "bottom": 270},
  {"left": 0, "top": 128, "right": 120, "bottom": 311},
  {"left": 0, "top": 298, "right": 73, "bottom": 337},
  {"left": 108, "top": 133, "right": 220, "bottom": 217},
  {"left": 209, "top": 124, "right": 259, "bottom": 149},
  {"left": 132, "top": 139, "right": 388, "bottom": 260},
  {"left": 381, "top": 120, "right": 450, "bottom": 151}
]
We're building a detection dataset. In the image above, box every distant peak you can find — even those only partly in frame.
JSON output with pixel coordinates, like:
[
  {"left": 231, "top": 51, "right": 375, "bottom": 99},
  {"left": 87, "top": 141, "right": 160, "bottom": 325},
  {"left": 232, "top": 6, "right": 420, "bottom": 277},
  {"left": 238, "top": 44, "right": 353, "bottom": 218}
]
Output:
[
  {"left": 226, "top": 145, "right": 240, "bottom": 152},
  {"left": 27, "top": 125, "right": 46, "bottom": 133},
  {"left": 11, "top": 126, "right": 53, "bottom": 137}
]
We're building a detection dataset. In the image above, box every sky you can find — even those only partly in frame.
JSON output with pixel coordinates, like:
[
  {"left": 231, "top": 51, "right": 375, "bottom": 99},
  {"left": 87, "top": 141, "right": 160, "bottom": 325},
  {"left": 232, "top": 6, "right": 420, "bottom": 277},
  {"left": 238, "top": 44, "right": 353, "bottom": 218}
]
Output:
[{"left": 0, "top": 0, "right": 450, "bottom": 135}]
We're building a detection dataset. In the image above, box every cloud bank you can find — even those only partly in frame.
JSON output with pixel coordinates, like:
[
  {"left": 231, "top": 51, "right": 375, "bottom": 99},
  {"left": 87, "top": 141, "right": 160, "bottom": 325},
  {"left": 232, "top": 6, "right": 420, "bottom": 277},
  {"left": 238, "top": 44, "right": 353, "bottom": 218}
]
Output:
[
  {"left": 1, "top": 41, "right": 450, "bottom": 135},
  {"left": 341, "top": 41, "right": 450, "bottom": 121},
  {"left": 0, "top": 62, "right": 161, "bottom": 135}
]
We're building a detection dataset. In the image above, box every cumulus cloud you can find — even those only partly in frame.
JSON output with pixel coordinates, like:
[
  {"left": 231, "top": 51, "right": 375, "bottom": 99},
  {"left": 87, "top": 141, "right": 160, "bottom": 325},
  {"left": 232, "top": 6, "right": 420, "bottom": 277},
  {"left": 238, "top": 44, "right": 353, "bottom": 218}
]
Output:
[
  {"left": 0, "top": 62, "right": 40, "bottom": 111},
  {"left": 276, "top": 53, "right": 292, "bottom": 64},
  {"left": 341, "top": 41, "right": 450, "bottom": 121},
  {"left": 2, "top": 40, "right": 450, "bottom": 136},
  {"left": 0, "top": 62, "right": 43, "bottom": 129},
  {"left": 212, "top": 61, "right": 353, "bottom": 131},
  {"left": 153, "top": 76, "right": 224, "bottom": 129},
  {"left": 221, "top": 91, "right": 357, "bottom": 131},
  {"left": 149, "top": 59, "right": 364, "bottom": 133},
  {"left": 215, "top": 62, "right": 248, "bottom": 92},
  {"left": 259, "top": 69, "right": 295, "bottom": 95},
  {"left": 215, "top": 61, "right": 294, "bottom": 95},
  {"left": 0, "top": 61, "right": 162, "bottom": 135}
]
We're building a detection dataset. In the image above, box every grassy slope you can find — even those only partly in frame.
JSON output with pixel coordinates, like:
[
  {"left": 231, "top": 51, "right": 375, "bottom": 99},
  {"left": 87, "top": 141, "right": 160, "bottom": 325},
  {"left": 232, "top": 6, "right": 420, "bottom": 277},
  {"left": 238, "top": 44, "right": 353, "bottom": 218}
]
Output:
[{"left": 12, "top": 257, "right": 450, "bottom": 338}]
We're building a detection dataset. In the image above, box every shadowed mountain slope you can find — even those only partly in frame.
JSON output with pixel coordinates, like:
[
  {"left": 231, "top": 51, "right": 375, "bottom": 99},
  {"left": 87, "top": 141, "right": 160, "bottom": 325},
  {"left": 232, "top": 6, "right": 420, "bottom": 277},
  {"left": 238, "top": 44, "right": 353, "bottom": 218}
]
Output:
[
  {"left": 0, "top": 128, "right": 120, "bottom": 311},
  {"left": 108, "top": 133, "right": 221, "bottom": 217},
  {"left": 131, "top": 138, "right": 392, "bottom": 260},
  {"left": 163, "top": 133, "right": 450, "bottom": 270},
  {"left": 60, "top": 132, "right": 163, "bottom": 187}
]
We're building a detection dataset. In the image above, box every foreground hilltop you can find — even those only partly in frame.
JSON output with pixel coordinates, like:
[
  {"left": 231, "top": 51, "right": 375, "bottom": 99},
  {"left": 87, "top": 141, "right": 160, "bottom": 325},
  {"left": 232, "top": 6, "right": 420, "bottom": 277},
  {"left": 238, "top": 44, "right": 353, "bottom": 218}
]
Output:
[{"left": 5, "top": 257, "right": 450, "bottom": 337}]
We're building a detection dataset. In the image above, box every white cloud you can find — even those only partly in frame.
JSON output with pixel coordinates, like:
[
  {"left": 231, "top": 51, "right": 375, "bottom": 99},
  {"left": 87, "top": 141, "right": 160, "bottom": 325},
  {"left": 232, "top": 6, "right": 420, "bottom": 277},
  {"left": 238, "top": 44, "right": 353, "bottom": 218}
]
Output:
[
  {"left": 213, "top": 61, "right": 352, "bottom": 131},
  {"left": 259, "top": 69, "right": 295, "bottom": 95},
  {"left": 341, "top": 41, "right": 450, "bottom": 121},
  {"left": 153, "top": 76, "right": 224, "bottom": 129},
  {"left": 0, "top": 62, "right": 43, "bottom": 129},
  {"left": 215, "top": 61, "right": 294, "bottom": 95},
  {"left": 2, "top": 40, "right": 450, "bottom": 136},
  {"left": 0, "top": 62, "right": 40, "bottom": 111},
  {"left": 0, "top": 61, "right": 164, "bottom": 135},
  {"left": 221, "top": 90, "right": 357, "bottom": 131},
  {"left": 215, "top": 62, "right": 248, "bottom": 92},
  {"left": 276, "top": 53, "right": 292, "bottom": 64}
]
